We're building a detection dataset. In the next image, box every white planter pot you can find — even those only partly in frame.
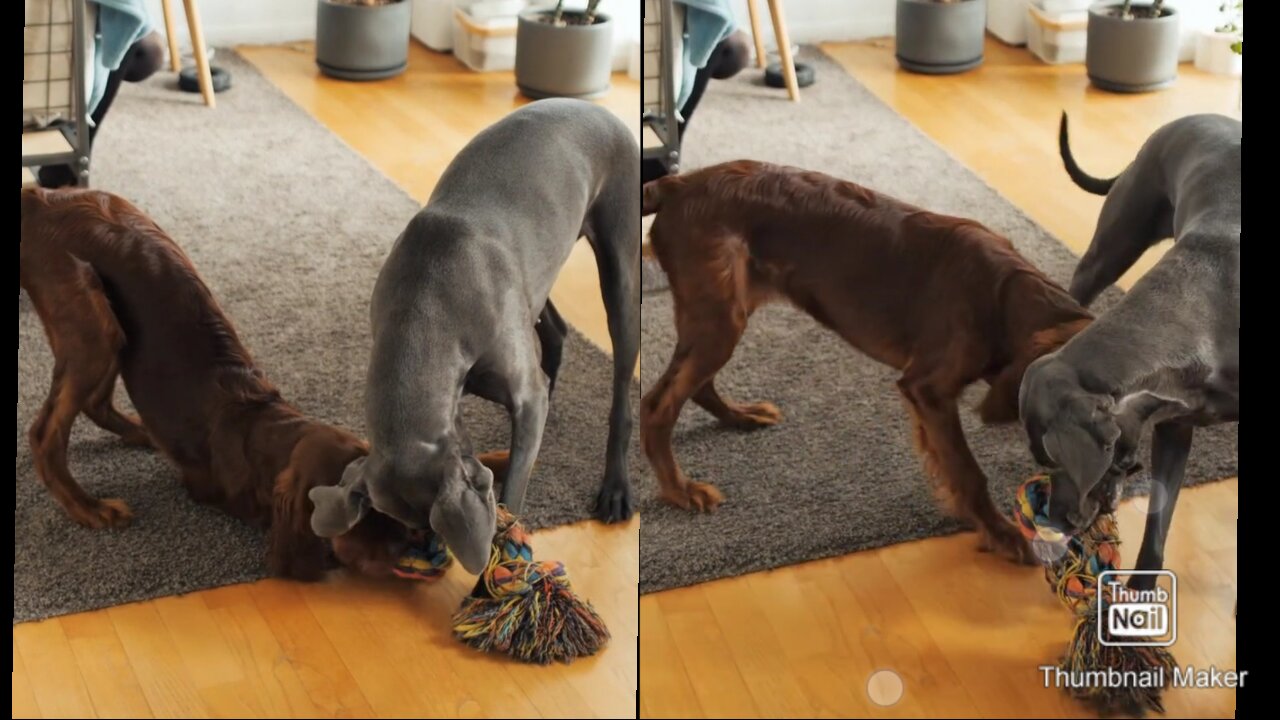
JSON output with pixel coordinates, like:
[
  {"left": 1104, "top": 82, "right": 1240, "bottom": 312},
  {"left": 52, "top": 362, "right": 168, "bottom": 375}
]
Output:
[
  {"left": 412, "top": 0, "right": 456, "bottom": 51},
  {"left": 988, "top": 0, "right": 1028, "bottom": 45},
  {"left": 1194, "top": 30, "right": 1242, "bottom": 77}
]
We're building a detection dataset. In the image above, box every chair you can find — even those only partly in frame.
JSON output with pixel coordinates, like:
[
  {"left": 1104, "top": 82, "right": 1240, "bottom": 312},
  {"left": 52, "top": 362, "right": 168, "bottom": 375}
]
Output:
[{"left": 745, "top": 0, "right": 800, "bottom": 102}]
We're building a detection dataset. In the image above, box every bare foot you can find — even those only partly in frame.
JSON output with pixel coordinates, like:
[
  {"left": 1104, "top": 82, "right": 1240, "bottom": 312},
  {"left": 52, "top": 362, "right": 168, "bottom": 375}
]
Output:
[
  {"left": 661, "top": 481, "right": 725, "bottom": 513},
  {"left": 71, "top": 498, "right": 134, "bottom": 529},
  {"left": 722, "top": 402, "right": 783, "bottom": 430}
]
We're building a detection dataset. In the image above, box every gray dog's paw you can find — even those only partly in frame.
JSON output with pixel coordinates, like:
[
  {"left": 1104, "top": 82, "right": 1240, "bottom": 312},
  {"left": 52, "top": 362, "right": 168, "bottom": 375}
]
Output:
[{"left": 594, "top": 483, "right": 634, "bottom": 524}]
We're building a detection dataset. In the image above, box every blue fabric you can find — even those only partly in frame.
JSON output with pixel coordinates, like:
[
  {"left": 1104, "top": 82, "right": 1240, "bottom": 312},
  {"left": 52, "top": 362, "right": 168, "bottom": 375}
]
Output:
[
  {"left": 674, "top": 0, "right": 735, "bottom": 113},
  {"left": 89, "top": 0, "right": 154, "bottom": 113}
]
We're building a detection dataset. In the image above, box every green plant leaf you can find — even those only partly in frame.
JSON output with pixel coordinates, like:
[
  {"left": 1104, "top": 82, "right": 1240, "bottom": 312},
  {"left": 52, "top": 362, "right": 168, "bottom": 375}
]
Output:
[{"left": 1232, "top": 40, "right": 1242, "bottom": 54}]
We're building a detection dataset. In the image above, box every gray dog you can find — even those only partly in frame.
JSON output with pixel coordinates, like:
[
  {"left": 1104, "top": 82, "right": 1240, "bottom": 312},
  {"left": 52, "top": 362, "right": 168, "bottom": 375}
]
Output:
[
  {"left": 1020, "top": 113, "right": 1239, "bottom": 589},
  {"left": 309, "top": 98, "right": 640, "bottom": 573}
]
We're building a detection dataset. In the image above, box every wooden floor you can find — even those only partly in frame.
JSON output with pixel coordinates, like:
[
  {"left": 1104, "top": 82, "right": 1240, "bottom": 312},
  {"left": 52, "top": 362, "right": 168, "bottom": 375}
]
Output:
[
  {"left": 13, "top": 42, "right": 639, "bottom": 720},
  {"left": 638, "top": 37, "right": 1239, "bottom": 719},
  {"left": 12, "top": 34, "right": 1241, "bottom": 720}
]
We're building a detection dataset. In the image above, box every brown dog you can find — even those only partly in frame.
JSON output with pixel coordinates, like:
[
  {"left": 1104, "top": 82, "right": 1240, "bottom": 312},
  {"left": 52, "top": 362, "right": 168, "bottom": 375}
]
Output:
[
  {"left": 19, "top": 187, "right": 509, "bottom": 579},
  {"left": 640, "top": 161, "right": 1093, "bottom": 562}
]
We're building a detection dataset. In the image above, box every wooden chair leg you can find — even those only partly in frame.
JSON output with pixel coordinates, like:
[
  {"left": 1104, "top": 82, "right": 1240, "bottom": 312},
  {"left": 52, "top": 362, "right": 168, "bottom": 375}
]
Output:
[
  {"left": 159, "top": 0, "right": 181, "bottom": 71},
  {"left": 767, "top": 0, "right": 800, "bottom": 102},
  {"left": 182, "top": 0, "right": 216, "bottom": 108},
  {"left": 744, "top": 0, "right": 768, "bottom": 70}
]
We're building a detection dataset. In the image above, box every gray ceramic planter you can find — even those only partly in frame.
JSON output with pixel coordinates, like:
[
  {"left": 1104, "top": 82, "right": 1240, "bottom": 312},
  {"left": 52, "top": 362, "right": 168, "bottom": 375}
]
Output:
[
  {"left": 1086, "top": 3, "right": 1180, "bottom": 92},
  {"left": 316, "top": 0, "right": 411, "bottom": 81},
  {"left": 895, "top": 0, "right": 986, "bottom": 74},
  {"left": 515, "top": 8, "right": 613, "bottom": 99}
]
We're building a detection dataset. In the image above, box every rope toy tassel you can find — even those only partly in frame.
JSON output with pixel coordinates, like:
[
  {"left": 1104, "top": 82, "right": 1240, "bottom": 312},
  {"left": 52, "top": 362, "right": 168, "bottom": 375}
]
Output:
[
  {"left": 451, "top": 507, "right": 611, "bottom": 664},
  {"left": 1014, "top": 475, "right": 1177, "bottom": 716}
]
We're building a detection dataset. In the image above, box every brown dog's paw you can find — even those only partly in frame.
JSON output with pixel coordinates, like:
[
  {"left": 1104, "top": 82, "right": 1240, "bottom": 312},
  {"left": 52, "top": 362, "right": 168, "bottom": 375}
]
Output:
[
  {"left": 118, "top": 415, "right": 153, "bottom": 447},
  {"left": 661, "top": 481, "right": 726, "bottom": 513},
  {"left": 724, "top": 402, "right": 783, "bottom": 430},
  {"left": 686, "top": 482, "right": 725, "bottom": 512},
  {"left": 121, "top": 428, "right": 154, "bottom": 449},
  {"left": 978, "top": 522, "right": 1035, "bottom": 565},
  {"left": 73, "top": 498, "right": 134, "bottom": 529}
]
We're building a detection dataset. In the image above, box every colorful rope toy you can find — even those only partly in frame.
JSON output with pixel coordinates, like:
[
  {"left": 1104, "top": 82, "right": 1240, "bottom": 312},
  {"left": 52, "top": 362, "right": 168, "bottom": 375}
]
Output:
[
  {"left": 396, "top": 507, "right": 610, "bottom": 665},
  {"left": 393, "top": 529, "right": 453, "bottom": 581},
  {"left": 1014, "top": 474, "right": 1177, "bottom": 715}
]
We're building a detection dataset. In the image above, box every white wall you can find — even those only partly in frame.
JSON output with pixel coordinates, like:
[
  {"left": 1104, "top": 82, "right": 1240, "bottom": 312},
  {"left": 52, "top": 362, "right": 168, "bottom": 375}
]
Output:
[
  {"left": 142, "top": 0, "right": 640, "bottom": 70},
  {"left": 716, "top": 0, "right": 1225, "bottom": 59},
  {"left": 139, "top": 0, "right": 1222, "bottom": 67},
  {"left": 722, "top": 0, "right": 894, "bottom": 48},
  {"left": 141, "top": 0, "right": 316, "bottom": 47}
]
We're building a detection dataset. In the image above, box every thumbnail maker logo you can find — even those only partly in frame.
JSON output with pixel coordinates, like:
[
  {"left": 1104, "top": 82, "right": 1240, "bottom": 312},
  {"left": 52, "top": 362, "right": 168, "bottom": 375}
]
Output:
[{"left": 1098, "top": 570, "right": 1177, "bottom": 648}]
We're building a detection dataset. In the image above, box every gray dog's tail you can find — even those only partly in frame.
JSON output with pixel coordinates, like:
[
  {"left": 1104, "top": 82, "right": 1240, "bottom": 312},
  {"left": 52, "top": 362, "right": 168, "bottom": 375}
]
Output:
[{"left": 1059, "top": 112, "right": 1117, "bottom": 196}]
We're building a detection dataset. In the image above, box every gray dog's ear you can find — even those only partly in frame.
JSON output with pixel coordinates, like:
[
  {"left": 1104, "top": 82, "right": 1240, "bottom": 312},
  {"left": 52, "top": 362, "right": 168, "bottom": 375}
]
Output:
[
  {"left": 308, "top": 457, "right": 370, "bottom": 538},
  {"left": 1042, "top": 421, "right": 1112, "bottom": 497},
  {"left": 428, "top": 460, "right": 497, "bottom": 575},
  {"left": 1117, "top": 390, "right": 1191, "bottom": 427}
]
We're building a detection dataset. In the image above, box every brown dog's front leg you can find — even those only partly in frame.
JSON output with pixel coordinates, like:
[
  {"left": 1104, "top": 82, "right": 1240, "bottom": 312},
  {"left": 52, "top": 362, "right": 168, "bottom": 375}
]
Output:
[
  {"left": 84, "top": 366, "right": 153, "bottom": 449},
  {"left": 640, "top": 355, "right": 726, "bottom": 513},
  {"left": 898, "top": 375, "right": 1033, "bottom": 564}
]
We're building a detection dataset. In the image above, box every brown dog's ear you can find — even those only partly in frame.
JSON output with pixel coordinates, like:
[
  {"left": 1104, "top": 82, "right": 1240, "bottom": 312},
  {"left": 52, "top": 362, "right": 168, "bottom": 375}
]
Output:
[
  {"left": 984, "top": 317, "right": 1093, "bottom": 425},
  {"left": 268, "top": 464, "right": 329, "bottom": 581}
]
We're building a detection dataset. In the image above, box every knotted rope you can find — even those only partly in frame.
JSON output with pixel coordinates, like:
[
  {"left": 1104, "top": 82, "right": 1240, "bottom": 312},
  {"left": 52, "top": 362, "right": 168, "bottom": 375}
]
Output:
[
  {"left": 1014, "top": 474, "right": 1176, "bottom": 715},
  {"left": 396, "top": 507, "right": 610, "bottom": 665}
]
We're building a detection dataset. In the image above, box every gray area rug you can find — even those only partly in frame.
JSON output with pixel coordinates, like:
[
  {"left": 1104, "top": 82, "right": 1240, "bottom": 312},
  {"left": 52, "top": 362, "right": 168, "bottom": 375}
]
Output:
[
  {"left": 16, "top": 52, "right": 640, "bottom": 623},
  {"left": 637, "top": 47, "right": 1238, "bottom": 594}
]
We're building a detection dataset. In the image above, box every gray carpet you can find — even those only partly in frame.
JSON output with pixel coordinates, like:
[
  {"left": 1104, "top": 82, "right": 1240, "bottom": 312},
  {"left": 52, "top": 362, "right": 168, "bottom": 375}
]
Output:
[
  {"left": 637, "top": 47, "right": 1238, "bottom": 594},
  {"left": 16, "top": 52, "right": 641, "bottom": 623}
]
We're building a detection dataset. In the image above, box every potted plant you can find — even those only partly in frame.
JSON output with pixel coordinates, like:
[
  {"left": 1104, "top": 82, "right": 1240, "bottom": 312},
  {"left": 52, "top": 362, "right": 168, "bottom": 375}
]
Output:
[
  {"left": 1195, "top": 1, "right": 1242, "bottom": 76},
  {"left": 1085, "top": 0, "right": 1181, "bottom": 92},
  {"left": 895, "top": 0, "right": 987, "bottom": 74},
  {"left": 515, "top": 0, "right": 614, "bottom": 99},
  {"left": 316, "top": 0, "right": 412, "bottom": 80}
]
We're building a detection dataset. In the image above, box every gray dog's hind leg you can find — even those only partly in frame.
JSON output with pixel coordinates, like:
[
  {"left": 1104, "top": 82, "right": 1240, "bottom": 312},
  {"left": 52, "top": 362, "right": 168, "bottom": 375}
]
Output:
[
  {"left": 1128, "top": 421, "right": 1193, "bottom": 592},
  {"left": 1070, "top": 172, "right": 1175, "bottom": 307},
  {"left": 537, "top": 300, "right": 568, "bottom": 395},
  {"left": 587, "top": 191, "right": 641, "bottom": 524}
]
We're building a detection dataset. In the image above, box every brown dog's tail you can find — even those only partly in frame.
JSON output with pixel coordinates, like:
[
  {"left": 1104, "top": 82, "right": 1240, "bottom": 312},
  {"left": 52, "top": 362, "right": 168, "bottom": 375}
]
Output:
[
  {"left": 1059, "top": 112, "right": 1118, "bottom": 196},
  {"left": 642, "top": 176, "right": 681, "bottom": 216}
]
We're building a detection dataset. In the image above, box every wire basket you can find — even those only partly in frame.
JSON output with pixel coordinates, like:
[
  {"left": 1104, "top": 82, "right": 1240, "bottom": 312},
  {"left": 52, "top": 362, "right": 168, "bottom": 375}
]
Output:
[
  {"left": 23, "top": 0, "right": 93, "bottom": 185},
  {"left": 642, "top": 0, "right": 681, "bottom": 174}
]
